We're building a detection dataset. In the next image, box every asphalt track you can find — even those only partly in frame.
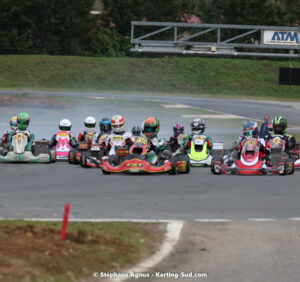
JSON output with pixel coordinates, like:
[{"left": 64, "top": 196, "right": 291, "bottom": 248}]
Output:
[{"left": 0, "top": 90, "right": 299, "bottom": 220}]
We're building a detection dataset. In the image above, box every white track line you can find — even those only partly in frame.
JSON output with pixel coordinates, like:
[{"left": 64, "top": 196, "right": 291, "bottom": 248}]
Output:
[
  {"left": 194, "top": 219, "right": 233, "bottom": 222},
  {"left": 105, "top": 221, "right": 184, "bottom": 282},
  {"left": 289, "top": 218, "right": 300, "bottom": 221},
  {"left": 248, "top": 218, "right": 276, "bottom": 222}
]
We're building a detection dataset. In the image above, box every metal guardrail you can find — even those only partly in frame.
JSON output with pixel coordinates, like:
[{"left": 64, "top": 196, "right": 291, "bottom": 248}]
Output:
[{"left": 131, "top": 21, "right": 300, "bottom": 58}]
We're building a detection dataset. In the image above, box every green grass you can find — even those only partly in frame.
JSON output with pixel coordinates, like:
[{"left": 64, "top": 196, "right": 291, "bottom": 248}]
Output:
[{"left": 0, "top": 55, "right": 299, "bottom": 99}]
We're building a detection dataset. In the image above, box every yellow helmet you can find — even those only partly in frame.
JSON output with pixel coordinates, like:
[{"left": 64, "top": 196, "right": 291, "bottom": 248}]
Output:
[{"left": 10, "top": 116, "right": 18, "bottom": 130}]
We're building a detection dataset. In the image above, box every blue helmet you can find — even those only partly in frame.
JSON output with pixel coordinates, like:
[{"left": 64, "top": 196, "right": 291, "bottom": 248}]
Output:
[{"left": 100, "top": 117, "right": 112, "bottom": 133}]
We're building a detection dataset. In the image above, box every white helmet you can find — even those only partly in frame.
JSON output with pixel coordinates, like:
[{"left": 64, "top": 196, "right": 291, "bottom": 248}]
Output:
[
  {"left": 111, "top": 115, "right": 125, "bottom": 133},
  {"left": 84, "top": 116, "right": 96, "bottom": 130},
  {"left": 59, "top": 119, "right": 72, "bottom": 131}
]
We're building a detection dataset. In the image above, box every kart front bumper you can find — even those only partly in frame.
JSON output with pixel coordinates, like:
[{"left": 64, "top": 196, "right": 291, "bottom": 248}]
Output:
[{"left": 0, "top": 151, "right": 51, "bottom": 163}]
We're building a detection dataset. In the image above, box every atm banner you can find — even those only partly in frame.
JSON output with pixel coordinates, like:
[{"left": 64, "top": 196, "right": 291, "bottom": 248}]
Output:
[{"left": 263, "top": 30, "right": 300, "bottom": 45}]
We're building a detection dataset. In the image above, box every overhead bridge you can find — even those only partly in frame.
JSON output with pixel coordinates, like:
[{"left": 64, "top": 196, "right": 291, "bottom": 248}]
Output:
[{"left": 130, "top": 21, "right": 300, "bottom": 58}]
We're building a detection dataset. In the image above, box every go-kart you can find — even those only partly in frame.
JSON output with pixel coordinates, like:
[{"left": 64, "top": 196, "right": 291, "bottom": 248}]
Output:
[
  {"left": 187, "top": 134, "right": 223, "bottom": 166},
  {"left": 0, "top": 132, "right": 55, "bottom": 163},
  {"left": 54, "top": 131, "right": 72, "bottom": 161},
  {"left": 211, "top": 137, "right": 294, "bottom": 175},
  {"left": 68, "top": 131, "right": 95, "bottom": 165},
  {"left": 268, "top": 135, "right": 300, "bottom": 170},
  {"left": 101, "top": 137, "right": 178, "bottom": 175}
]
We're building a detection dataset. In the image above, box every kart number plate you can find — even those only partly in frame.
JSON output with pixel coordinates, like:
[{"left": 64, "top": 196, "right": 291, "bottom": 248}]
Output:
[
  {"left": 135, "top": 137, "right": 148, "bottom": 145},
  {"left": 112, "top": 136, "right": 124, "bottom": 142}
]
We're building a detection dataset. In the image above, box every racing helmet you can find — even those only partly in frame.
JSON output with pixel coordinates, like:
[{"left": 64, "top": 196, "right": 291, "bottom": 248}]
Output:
[
  {"left": 243, "top": 120, "right": 258, "bottom": 137},
  {"left": 111, "top": 115, "right": 125, "bottom": 133},
  {"left": 191, "top": 118, "right": 205, "bottom": 135},
  {"left": 17, "top": 112, "right": 30, "bottom": 130},
  {"left": 173, "top": 123, "right": 184, "bottom": 137},
  {"left": 142, "top": 117, "right": 160, "bottom": 139},
  {"left": 84, "top": 116, "right": 96, "bottom": 130},
  {"left": 100, "top": 117, "right": 112, "bottom": 133},
  {"left": 132, "top": 126, "right": 141, "bottom": 136},
  {"left": 273, "top": 116, "right": 287, "bottom": 135},
  {"left": 10, "top": 116, "right": 18, "bottom": 130},
  {"left": 59, "top": 119, "right": 72, "bottom": 131}
]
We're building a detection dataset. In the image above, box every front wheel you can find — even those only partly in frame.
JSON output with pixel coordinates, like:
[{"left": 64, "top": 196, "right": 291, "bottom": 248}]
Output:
[
  {"left": 211, "top": 160, "right": 220, "bottom": 175},
  {"left": 102, "top": 168, "right": 111, "bottom": 175},
  {"left": 49, "top": 150, "right": 56, "bottom": 162}
]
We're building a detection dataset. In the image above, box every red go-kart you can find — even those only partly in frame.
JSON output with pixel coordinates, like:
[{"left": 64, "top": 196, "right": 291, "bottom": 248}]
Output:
[
  {"left": 101, "top": 137, "right": 183, "bottom": 175},
  {"left": 211, "top": 137, "right": 294, "bottom": 175}
]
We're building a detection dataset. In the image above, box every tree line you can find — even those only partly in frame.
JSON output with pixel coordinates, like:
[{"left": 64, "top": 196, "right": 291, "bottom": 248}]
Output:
[{"left": 0, "top": 0, "right": 299, "bottom": 56}]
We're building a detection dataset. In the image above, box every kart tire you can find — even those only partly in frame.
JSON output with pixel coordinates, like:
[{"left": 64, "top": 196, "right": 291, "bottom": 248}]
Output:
[
  {"left": 176, "top": 155, "right": 190, "bottom": 174},
  {"left": 68, "top": 150, "right": 75, "bottom": 164},
  {"left": 102, "top": 168, "right": 111, "bottom": 175},
  {"left": 80, "top": 153, "right": 90, "bottom": 168},
  {"left": 285, "top": 160, "right": 294, "bottom": 175},
  {"left": 49, "top": 150, "right": 56, "bottom": 162},
  {"left": 169, "top": 158, "right": 177, "bottom": 175},
  {"left": 211, "top": 160, "right": 220, "bottom": 175}
]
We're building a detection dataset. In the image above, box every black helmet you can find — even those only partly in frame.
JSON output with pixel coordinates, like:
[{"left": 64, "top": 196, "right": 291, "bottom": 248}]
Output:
[
  {"left": 132, "top": 126, "right": 141, "bottom": 136},
  {"left": 273, "top": 116, "right": 287, "bottom": 135},
  {"left": 191, "top": 118, "right": 205, "bottom": 135}
]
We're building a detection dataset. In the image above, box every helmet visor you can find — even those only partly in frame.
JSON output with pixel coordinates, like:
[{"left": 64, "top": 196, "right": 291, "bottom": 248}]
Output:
[
  {"left": 85, "top": 123, "right": 95, "bottom": 128},
  {"left": 244, "top": 130, "right": 254, "bottom": 136},
  {"left": 144, "top": 127, "right": 156, "bottom": 133},
  {"left": 60, "top": 126, "right": 70, "bottom": 131}
]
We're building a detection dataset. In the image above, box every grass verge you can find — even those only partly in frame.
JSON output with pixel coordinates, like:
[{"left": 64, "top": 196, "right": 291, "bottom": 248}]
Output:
[
  {"left": 0, "top": 220, "right": 164, "bottom": 282},
  {"left": 0, "top": 55, "right": 299, "bottom": 100}
]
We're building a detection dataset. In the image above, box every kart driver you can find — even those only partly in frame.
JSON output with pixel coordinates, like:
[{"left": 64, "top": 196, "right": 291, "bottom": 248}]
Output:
[
  {"left": 142, "top": 117, "right": 168, "bottom": 165},
  {"left": 169, "top": 123, "right": 187, "bottom": 153},
  {"left": 77, "top": 116, "right": 97, "bottom": 144},
  {"left": 106, "top": 115, "right": 135, "bottom": 156},
  {"left": 94, "top": 117, "right": 112, "bottom": 145},
  {"left": 7, "top": 112, "right": 34, "bottom": 151},
  {"left": 1, "top": 116, "right": 17, "bottom": 144},
  {"left": 49, "top": 119, "right": 77, "bottom": 149},
  {"left": 272, "top": 116, "right": 296, "bottom": 150},
  {"left": 132, "top": 126, "right": 141, "bottom": 137},
  {"left": 224, "top": 120, "right": 270, "bottom": 165},
  {"left": 185, "top": 118, "right": 213, "bottom": 151}
]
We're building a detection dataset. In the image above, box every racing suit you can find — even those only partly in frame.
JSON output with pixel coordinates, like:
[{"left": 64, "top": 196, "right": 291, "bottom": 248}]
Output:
[
  {"left": 106, "top": 131, "right": 135, "bottom": 156},
  {"left": 1, "top": 130, "right": 11, "bottom": 144},
  {"left": 7, "top": 129, "right": 35, "bottom": 152},
  {"left": 169, "top": 135, "right": 188, "bottom": 153},
  {"left": 78, "top": 130, "right": 97, "bottom": 143},
  {"left": 146, "top": 137, "right": 168, "bottom": 165},
  {"left": 49, "top": 131, "right": 77, "bottom": 149}
]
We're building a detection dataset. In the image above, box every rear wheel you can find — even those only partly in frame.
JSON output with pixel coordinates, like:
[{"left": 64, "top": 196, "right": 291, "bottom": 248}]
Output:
[
  {"left": 68, "top": 150, "right": 75, "bottom": 164},
  {"left": 169, "top": 158, "right": 177, "bottom": 175},
  {"left": 80, "top": 153, "right": 87, "bottom": 167}
]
